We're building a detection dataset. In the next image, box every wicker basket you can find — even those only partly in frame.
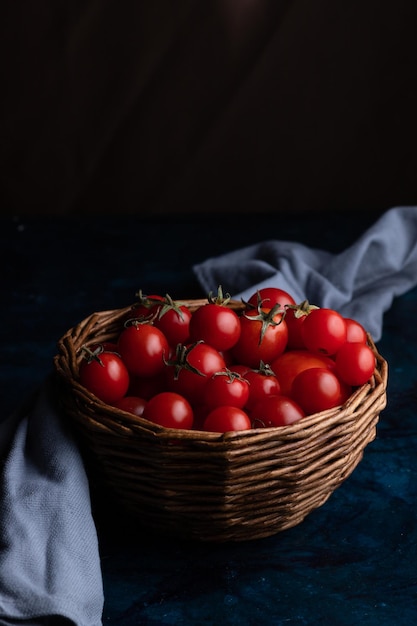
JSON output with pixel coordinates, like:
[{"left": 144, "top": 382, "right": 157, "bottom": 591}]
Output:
[{"left": 53, "top": 299, "right": 388, "bottom": 542}]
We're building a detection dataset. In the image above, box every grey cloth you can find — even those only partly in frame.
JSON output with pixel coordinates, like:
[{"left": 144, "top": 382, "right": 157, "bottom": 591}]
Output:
[
  {"left": 194, "top": 206, "right": 417, "bottom": 341},
  {"left": 0, "top": 378, "right": 104, "bottom": 626}
]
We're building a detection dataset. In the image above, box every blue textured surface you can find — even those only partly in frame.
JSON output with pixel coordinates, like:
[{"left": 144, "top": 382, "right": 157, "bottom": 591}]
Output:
[{"left": 3, "top": 211, "right": 417, "bottom": 625}]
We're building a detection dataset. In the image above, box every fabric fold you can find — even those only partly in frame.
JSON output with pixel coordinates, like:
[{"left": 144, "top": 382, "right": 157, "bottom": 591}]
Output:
[
  {"left": 194, "top": 206, "right": 417, "bottom": 340},
  {"left": 0, "top": 377, "right": 104, "bottom": 626}
]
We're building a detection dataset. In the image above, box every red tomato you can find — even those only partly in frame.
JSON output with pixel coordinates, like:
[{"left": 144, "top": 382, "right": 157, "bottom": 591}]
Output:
[
  {"left": 231, "top": 307, "right": 288, "bottom": 368},
  {"left": 344, "top": 318, "right": 368, "bottom": 344},
  {"left": 251, "top": 395, "right": 305, "bottom": 427},
  {"left": 112, "top": 395, "right": 147, "bottom": 417},
  {"left": 246, "top": 287, "right": 296, "bottom": 310},
  {"left": 301, "top": 308, "right": 347, "bottom": 356},
  {"left": 189, "top": 303, "right": 241, "bottom": 351},
  {"left": 243, "top": 367, "right": 281, "bottom": 410},
  {"left": 335, "top": 341, "right": 376, "bottom": 386},
  {"left": 79, "top": 348, "right": 130, "bottom": 404},
  {"left": 166, "top": 342, "right": 226, "bottom": 405},
  {"left": 291, "top": 367, "right": 347, "bottom": 415},
  {"left": 270, "top": 350, "right": 336, "bottom": 396},
  {"left": 154, "top": 303, "right": 192, "bottom": 347},
  {"left": 142, "top": 391, "right": 194, "bottom": 429},
  {"left": 117, "top": 322, "right": 169, "bottom": 377},
  {"left": 203, "top": 370, "right": 250, "bottom": 409},
  {"left": 284, "top": 301, "right": 319, "bottom": 350},
  {"left": 283, "top": 308, "right": 307, "bottom": 350},
  {"left": 127, "top": 293, "right": 164, "bottom": 322},
  {"left": 203, "top": 406, "right": 252, "bottom": 433}
]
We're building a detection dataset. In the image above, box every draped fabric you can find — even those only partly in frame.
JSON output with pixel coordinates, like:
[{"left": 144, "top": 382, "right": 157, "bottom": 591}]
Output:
[{"left": 194, "top": 206, "right": 417, "bottom": 341}]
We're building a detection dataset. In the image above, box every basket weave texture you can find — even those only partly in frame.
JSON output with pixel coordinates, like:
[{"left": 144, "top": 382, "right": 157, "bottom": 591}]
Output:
[{"left": 54, "top": 300, "right": 388, "bottom": 542}]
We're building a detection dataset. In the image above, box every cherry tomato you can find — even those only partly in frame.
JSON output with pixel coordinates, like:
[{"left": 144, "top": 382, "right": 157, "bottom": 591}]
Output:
[
  {"left": 251, "top": 395, "right": 305, "bottom": 427},
  {"left": 246, "top": 287, "right": 296, "bottom": 310},
  {"left": 154, "top": 303, "right": 192, "bottom": 348},
  {"left": 203, "top": 406, "right": 252, "bottom": 433},
  {"left": 231, "top": 307, "right": 288, "bottom": 368},
  {"left": 127, "top": 292, "right": 164, "bottom": 322},
  {"left": 203, "top": 370, "right": 250, "bottom": 410},
  {"left": 301, "top": 308, "right": 347, "bottom": 356},
  {"left": 166, "top": 342, "right": 226, "bottom": 405},
  {"left": 243, "top": 367, "right": 281, "bottom": 410},
  {"left": 344, "top": 318, "right": 367, "bottom": 344},
  {"left": 189, "top": 303, "right": 241, "bottom": 351},
  {"left": 270, "top": 350, "right": 336, "bottom": 396},
  {"left": 79, "top": 348, "right": 130, "bottom": 404},
  {"left": 291, "top": 367, "right": 347, "bottom": 415},
  {"left": 112, "top": 395, "right": 147, "bottom": 417},
  {"left": 284, "top": 301, "right": 319, "bottom": 350},
  {"left": 118, "top": 322, "right": 169, "bottom": 377},
  {"left": 283, "top": 308, "right": 307, "bottom": 350},
  {"left": 142, "top": 391, "right": 194, "bottom": 429},
  {"left": 335, "top": 341, "right": 376, "bottom": 386}
]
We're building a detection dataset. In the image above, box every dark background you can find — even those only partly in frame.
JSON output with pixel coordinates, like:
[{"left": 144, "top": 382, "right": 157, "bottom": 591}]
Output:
[{"left": 2, "top": 0, "right": 417, "bottom": 218}]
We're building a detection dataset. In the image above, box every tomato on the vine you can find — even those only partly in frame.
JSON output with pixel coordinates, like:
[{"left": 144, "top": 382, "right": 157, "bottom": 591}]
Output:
[
  {"left": 251, "top": 395, "right": 305, "bottom": 427},
  {"left": 203, "top": 370, "right": 250, "bottom": 410},
  {"left": 166, "top": 342, "right": 227, "bottom": 405},
  {"left": 128, "top": 291, "right": 164, "bottom": 322},
  {"left": 301, "top": 308, "right": 347, "bottom": 356},
  {"left": 118, "top": 321, "right": 169, "bottom": 377},
  {"left": 129, "top": 293, "right": 192, "bottom": 347},
  {"left": 284, "top": 300, "right": 319, "bottom": 350},
  {"left": 246, "top": 287, "right": 295, "bottom": 310},
  {"left": 335, "top": 341, "right": 376, "bottom": 386},
  {"left": 79, "top": 346, "right": 130, "bottom": 404},
  {"left": 142, "top": 391, "right": 194, "bottom": 429},
  {"left": 154, "top": 301, "right": 192, "bottom": 348},
  {"left": 242, "top": 364, "right": 281, "bottom": 410},
  {"left": 189, "top": 289, "right": 241, "bottom": 351},
  {"left": 203, "top": 406, "right": 252, "bottom": 433},
  {"left": 231, "top": 306, "right": 288, "bottom": 368}
]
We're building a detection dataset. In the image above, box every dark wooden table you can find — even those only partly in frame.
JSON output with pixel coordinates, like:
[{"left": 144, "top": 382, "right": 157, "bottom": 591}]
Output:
[{"left": 2, "top": 209, "right": 416, "bottom": 625}]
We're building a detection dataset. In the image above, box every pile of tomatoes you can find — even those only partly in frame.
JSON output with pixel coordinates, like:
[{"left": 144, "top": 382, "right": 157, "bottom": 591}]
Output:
[{"left": 78, "top": 286, "right": 376, "bottom": 433}]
